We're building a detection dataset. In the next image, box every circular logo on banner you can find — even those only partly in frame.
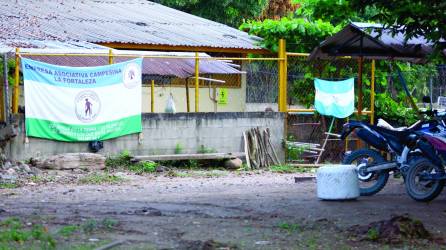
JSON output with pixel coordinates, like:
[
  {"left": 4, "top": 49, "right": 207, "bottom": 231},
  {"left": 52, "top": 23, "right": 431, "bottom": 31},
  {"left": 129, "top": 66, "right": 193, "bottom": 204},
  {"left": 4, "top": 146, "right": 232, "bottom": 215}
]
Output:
[
  {"left": 123, "top": 62, "right": 141, "bottom": 89},
  {"left": 74, "top": 91, "right": 101, "bottom": 123}
]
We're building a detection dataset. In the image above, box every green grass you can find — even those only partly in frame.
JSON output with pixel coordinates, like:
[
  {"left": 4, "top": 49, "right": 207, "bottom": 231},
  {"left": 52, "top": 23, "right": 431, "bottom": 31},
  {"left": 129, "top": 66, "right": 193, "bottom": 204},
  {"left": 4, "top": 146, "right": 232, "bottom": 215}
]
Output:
[
  {"left": 278, "top": 222, "right": 301, "bottom": 234},
  {"left": 0, "top": 217, "right": 121, "bottom": 250},
  {"left": 197, "top": 145, "right": 216, "bottom": 154},
  {"left": 105, "top": 150, "right": 157, "bottom": 174},
  {"left": 165, "top": 169, "right": 228, "bottom": 178},
  {"left": 269, "top": 165, "right": 315, "bottom": 173},
  {"left": 57, "top": 225, "right": 79, "bottom": 237},
  {"left": 367, "top": 228, "right": 379, "bottom": 241},
  {"left": 128, "top": 161, "right": 157, "bottom": 174},
  {"left": 0, "top": 183, "right": 18, "bottom": 189},
  {"left": 29, "top": 175, "right": 56, "bottom": 184},
  {"left": 81, "top": 219, "right": 119, "bottom": 234},
  {"left": 78, "top": 173, "right": 125, "bottom": 185},
  {"left": 0, "top": 217, "right": 56, "bottom": 249}
]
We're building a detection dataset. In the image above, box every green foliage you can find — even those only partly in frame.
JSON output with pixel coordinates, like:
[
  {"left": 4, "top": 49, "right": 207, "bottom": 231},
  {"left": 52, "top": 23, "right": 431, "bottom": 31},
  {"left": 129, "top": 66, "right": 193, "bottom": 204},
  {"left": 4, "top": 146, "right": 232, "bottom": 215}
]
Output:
[
  {"left": 128, "top": 161, "right": 157, "bottom": 174},
  {"left": 155, "top": 0, "right": 268, "bottom": 27},
  {"left": 295, "top": 0, "right": 378, "bottom": 25},
  {"left": 350, "top": 0, "right": 446, "bottom": 43},
  {"left": 197, "top": 145, "right": 216, "bottom": 154},
  {"left": 105, "top": 150, "right": 132, "bottom": 169},
  {"left": 57, "top": 225, "right": 79, "bottom": 237},
  {"left": 374, "top": 93, "right": 418, "bottom": 126},
  {"left": 0, "top": 182, "right": 18, "bottom": 189},
  {"left": 367, "top": 227, "right": 379, "bottom": 241},
  {"left": 278, "top": 222, "right": 301, "bottom": 234},
  {"left": 0, "top": 217, "right": 56, "bottom": 249},
  {"left": 240, "top": 17, "right": 340, "bottom": 53},
  {"left": 269, "top": 165, "right": 313, "bottom": 173},
  {"left": 106, "top": 150, "right": 158, "bottom": 174},
  {"left": 285, "top": 138, "right": 307, "bottom": 162},
  {"left": 174, "top": 143, "right": 183, "bottom": 154},
  {"left": 0, "top": 58, "right": 16, "bottom": 86},
  {"left": 79, "top": 173, "right": 125, "bottom": 185}
]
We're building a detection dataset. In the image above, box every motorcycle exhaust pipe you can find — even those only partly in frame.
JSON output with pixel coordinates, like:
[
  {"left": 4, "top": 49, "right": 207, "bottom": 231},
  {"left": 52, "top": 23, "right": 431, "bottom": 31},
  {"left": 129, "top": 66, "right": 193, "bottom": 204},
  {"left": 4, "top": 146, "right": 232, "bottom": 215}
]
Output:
[{"left": 365, "top": 162, "right": 398, "bottom": 172}]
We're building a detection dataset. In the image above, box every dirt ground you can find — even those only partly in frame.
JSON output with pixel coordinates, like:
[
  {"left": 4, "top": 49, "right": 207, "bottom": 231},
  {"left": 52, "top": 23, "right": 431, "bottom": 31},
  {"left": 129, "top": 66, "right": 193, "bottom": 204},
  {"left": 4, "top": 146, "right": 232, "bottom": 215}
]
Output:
[{"left": 1, "top": 171, "right": 446, "bottom": 249}]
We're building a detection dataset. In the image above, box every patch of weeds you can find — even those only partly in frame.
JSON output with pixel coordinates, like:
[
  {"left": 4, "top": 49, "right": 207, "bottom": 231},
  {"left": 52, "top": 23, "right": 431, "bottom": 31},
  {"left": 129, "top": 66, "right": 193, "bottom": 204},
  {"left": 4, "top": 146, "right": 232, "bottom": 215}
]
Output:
[
  {"left": 106, "top": 150, "right": 158, "bottom": 174},
  {"left": 128, "top": 161, "right": 157, "bottom": 174},
  {"left": 0, "top": 217, "right": 56, "bottom": 249},
  {"left": 175, "top": 143, "right": 184, "bottom": 154},
  {"left": 105, "top": 150, "right": 132, "bottom": 169},
  {"left": 57, "top": 225, "right": 79, "bottom": 237},
  {"left": 165, "top": 170, "right": 190, "bottom": 178},
  {"left": 0, "top": 182, "right": 18, "bottom": 189},
  {"left": 79, "top": 173, "right": 125, "bottom": 185},
  {"left": 284, "top": 138, "right": 307, "bottom": 163},
  {"left": 187, "top": 160, "right": 199, "bottom": 169},
  {"left": 101, "top": 218, "right": 118, "bottom": 230},
  {"left": 29, "top": 175, "right": 56, "bottom": 184},
  {"left": 306, "top": 235, "right": 318, "bottom": 250},
  {"left": 201, "top": 170, "right": 228, "bottom": 178},
  {"left": 68, "top": 240, "right": 111, "bottom": 250},
  {"left": 197, "top": 145, "right": 216, "bottom": 154},
  {"left": 278, "top": 222, "right": 300, "bottom": 234},
  {"left": 269, "top": 165, "right": 314, "bottom": 173},
  {"left": 237, "top": 163, "right": 251, "bottom": 171},
  {"left": 81, "top": 218, "right": 119, "bottom": 234},
  {"left": 367, "top": 228, "right": 379, "bottom": 241}
]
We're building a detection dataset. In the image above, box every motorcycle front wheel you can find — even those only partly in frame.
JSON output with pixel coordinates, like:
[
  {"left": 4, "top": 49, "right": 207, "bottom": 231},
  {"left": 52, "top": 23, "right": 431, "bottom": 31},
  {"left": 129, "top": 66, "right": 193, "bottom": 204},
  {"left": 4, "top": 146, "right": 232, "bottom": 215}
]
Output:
[
  {"left": 405, "top": 158, "right": 445, "bottom": 202},
  {"left": 342, "top": 149, "right": 389, "bottom": 196}
]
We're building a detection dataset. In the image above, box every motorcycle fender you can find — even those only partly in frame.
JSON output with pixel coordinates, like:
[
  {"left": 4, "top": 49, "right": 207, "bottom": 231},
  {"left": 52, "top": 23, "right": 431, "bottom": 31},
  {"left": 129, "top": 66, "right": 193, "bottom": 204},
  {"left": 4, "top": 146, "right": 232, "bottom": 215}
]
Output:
[
  {"left": 356, "top": 128, "right": 388, "bottom": 151},
  {"left": 417, "top": 140, "right": 442, "bottom": 166}
]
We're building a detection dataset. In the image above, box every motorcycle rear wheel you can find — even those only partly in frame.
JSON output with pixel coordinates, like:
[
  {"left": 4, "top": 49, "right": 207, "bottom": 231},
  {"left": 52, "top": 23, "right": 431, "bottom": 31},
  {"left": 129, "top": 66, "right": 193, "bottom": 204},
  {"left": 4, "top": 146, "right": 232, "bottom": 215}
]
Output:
[
  {"left": 343, "top": 149, "right": 389, "bottom": 196},
  {"left": 405, "top": 158, "right": 445, "bottom": 202}
]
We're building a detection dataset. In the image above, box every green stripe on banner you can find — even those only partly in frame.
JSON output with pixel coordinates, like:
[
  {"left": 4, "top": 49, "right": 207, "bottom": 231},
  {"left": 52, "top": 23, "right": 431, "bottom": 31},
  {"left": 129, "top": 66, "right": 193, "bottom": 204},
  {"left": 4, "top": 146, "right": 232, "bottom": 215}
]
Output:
[{"left": 26, "top": 115, "right": 141, "bottom": 142}]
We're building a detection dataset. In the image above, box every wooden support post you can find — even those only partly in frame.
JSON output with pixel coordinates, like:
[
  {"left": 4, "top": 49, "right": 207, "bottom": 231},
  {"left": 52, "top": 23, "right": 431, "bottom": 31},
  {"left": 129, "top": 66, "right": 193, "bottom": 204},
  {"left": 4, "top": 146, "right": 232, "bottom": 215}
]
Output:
[
  {"left": 371, "top": 59, "right": 375, "bottom": 124},
  {"left": 278, "top": 39, "right": 287, "bottom": 112},
  {"left": 194, "top": 52, "right": 199, "bottom": 112},
  {"left": 13, "top": 48, "right": 20, "bottom": 114},
  {"left": 151, "top": 80, "right": 155, "bottom": 113}
]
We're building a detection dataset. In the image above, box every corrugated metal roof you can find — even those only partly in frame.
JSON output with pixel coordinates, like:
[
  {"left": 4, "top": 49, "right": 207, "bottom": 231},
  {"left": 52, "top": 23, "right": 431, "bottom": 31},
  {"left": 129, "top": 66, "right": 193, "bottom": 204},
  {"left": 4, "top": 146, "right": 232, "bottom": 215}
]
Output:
[
  {"left": 0, "top": 0, "right": 262, "bottom": 51},
  {"left": 19, "top": 50, "right": 241, "bottom": 78},
  {"left": 0, "top": 40, "right": 109, "bottom": 52},
  {"left": 309, "top": 22, "right": 433, "bottom": 63}
]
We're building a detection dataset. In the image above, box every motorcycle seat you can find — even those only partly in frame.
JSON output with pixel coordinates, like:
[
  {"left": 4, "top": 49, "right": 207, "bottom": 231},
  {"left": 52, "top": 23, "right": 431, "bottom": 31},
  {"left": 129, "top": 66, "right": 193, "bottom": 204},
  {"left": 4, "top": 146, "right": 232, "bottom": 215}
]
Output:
[{"left": 377, "top": 118, "right": 421, "bottom": 131}]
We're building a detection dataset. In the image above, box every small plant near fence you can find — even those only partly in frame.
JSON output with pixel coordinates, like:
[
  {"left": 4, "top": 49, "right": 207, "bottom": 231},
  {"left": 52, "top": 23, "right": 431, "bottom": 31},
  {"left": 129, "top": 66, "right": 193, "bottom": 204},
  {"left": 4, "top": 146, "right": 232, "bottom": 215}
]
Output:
[
  {"left": 284, "top": 136, "right": 309, "bottom": 163},
  {"left": 105, "top": 150, "right": 157, "bottom": 174}
]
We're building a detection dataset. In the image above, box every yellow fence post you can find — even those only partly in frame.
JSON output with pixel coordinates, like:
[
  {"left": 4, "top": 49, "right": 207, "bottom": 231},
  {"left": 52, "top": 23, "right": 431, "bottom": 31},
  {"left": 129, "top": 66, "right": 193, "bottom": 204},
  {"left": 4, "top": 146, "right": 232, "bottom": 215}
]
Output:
[
  {"left": 278, "top": 39, "right": 287, "bottom": 112},
  {"left": 194, "top": 52, "right": 199, "bottom": 112},
  {"left": 185, "top": 79, "right": 190, "bottom": 112},
  {"left": 371, "top": 59, "right": 375, "bottom": 124},
  {"left": 108, "top": 48, "right": 113, "bottom": 64},
  {"left": 13, "top": 48, "right": 20, "bottom": 114},
  {"left": 151, "top": 80, "right": 155, "bottom": 112}
]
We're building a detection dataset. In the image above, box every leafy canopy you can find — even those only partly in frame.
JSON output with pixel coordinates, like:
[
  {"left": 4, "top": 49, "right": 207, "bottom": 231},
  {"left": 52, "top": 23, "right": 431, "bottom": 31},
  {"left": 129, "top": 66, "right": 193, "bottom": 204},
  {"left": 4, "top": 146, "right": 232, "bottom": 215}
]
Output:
[
  {"left": 240, "top": 17, "right": 340, "bottom": 53},
  {"left": 154, "top": 0, "right": 268, "bottom": 28},
  {"left": 350, "top": 0, "right": 446, "bottom": 43}
]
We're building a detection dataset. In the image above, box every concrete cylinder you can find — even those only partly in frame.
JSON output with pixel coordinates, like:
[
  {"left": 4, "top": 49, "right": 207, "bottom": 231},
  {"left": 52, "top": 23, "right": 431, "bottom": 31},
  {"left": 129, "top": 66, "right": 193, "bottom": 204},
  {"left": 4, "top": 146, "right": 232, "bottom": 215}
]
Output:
[{"left": 317, "top": 165, "right": 359, "bottom": 200}]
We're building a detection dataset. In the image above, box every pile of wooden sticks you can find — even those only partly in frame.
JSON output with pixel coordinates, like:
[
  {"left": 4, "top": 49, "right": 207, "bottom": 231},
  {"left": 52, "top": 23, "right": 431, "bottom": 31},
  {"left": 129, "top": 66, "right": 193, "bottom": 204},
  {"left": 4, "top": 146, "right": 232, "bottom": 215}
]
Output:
[{"left": 243, "top": 127, "right": 281, "bottom": 169}]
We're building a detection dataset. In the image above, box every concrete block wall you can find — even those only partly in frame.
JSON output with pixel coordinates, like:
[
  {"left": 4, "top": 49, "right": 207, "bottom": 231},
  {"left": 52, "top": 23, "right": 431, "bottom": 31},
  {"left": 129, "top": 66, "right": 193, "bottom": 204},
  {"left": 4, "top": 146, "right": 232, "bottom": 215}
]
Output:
[{"left": 7, "top": 112, "right": 285, "bottom": 160}]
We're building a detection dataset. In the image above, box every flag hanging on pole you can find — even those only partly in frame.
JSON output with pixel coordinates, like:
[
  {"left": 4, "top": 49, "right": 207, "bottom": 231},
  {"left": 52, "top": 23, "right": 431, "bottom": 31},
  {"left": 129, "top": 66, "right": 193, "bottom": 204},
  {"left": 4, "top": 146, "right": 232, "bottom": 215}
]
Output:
[
  {"left": 314, "top": 78, "right": 355, "bottom": 118},
  {"left": 22, "top": 58, "right": 143, "bottom": 142}
]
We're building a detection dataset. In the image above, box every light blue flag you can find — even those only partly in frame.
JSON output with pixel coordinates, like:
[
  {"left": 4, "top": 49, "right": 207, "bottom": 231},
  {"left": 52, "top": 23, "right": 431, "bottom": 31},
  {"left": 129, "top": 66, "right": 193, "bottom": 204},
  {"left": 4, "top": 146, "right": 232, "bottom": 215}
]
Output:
[{"left": 314, "top": 78, "right": 354, "bottom": 118}]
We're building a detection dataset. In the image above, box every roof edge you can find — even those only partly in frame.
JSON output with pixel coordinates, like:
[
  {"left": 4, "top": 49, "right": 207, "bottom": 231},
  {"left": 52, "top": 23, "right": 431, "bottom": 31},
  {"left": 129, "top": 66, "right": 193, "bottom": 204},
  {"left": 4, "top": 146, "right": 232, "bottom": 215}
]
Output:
[{"left": 97, "top": 42, "right": 271, "bottom": 54}]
